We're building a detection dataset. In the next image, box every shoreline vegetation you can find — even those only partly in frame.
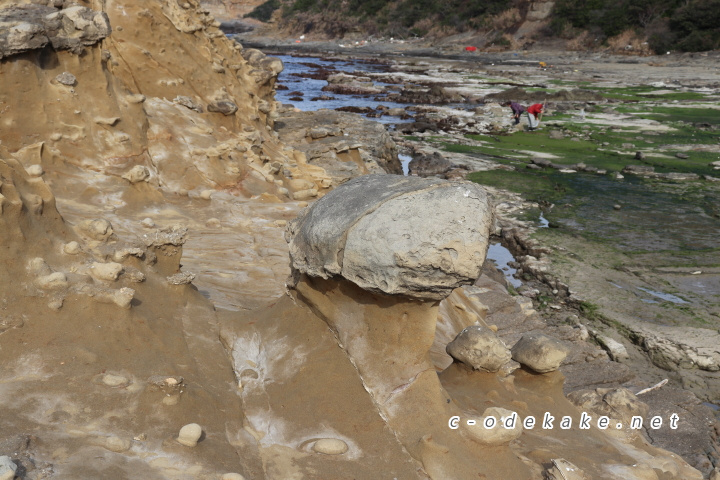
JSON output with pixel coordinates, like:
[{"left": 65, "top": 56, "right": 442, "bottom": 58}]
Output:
[{"left": 243, "top": 0, "right": 720, "bottom": 54}]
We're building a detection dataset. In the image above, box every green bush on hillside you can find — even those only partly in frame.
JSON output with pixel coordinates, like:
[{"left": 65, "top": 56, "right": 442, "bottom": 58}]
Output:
[
  {"left": 551, "top": 0, "right": 720, "bottom": 52},
  {"left": 245, "top": 0, "right": 281, "bottom": 22}
]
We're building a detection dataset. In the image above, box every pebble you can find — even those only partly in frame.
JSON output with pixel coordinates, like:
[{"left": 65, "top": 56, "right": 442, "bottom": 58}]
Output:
[
  {"left": 54, "top": 72, "right": 76, "bottom": 86},
  {"left": 167, "top": 272, "right": 195, "bottom": 285},
  {"left": 102, "top": 374, "right": 129, "bottom": 387},
  {"left": 35, "top": 272, "right": 68, "bottom": 290},
  {"left": 26, "top": 164, "right": 44, "bottom": 177},
  {"left": 613, "top": 204, "right": 622, "bottom": 210},
  {"left": 206, "top": 218, "right": 221, "bottom": 228},
  {"left": 141, "top": 217, "right": 155, "bottom": 228},
  {"left": 200, "top": 190, "right": 214, "bottom": 200},
  {"left": 177, "top": 423, "right": 202, "bottom": 447},
  {"left": 112, "top": 287, "right": 135, "bottom": 309},
  {"left": 312, "top": 438, "right": 348, "bottom": 455},
  {"left": 464, "top": 407, "right": 523, "bottom": 445},
  {"left": 105, "top": 436, "right": 131, "bottom": 452},
  {"left": 63, "top": 241, "right": 81, "bottom": 255},
  {"left": 0, "top": 456, "right": 17, "bottom": 480},
  {"left": 79, "top": 218, "right": 113, "bottom": 241},
  {"left": 90, "top": 262, "right": 124, "bottom": 281},
  {"left": 50, "top": 133, "right": 63, "bottom": 141},
  {"left": 48, "top": 298, "right": 64, "bottom": 311},
  {"left": 122, "top": 165, "right": 150, "bottom": 183}
]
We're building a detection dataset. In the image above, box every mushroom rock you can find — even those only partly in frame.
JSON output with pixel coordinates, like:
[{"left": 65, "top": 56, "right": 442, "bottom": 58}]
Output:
[
  {"left": 286, "top": 174, "right": 508, "bottom": 476},
  {"left": 221, "top": 173, "right": 703, "bottom": 479}
]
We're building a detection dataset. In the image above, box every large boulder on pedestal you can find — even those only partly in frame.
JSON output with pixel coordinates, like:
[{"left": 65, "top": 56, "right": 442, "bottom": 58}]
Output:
[{"left": 286, "top": 174, "right": 494, "bottom": 301}]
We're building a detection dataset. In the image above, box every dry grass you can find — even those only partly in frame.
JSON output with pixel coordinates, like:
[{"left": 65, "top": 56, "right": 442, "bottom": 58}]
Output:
[
  {"left": 606, "top": 29, "right": 653, "bottom": 55},
  {"left": 489, "top": 8, "right": 521, "bottom": 31}
]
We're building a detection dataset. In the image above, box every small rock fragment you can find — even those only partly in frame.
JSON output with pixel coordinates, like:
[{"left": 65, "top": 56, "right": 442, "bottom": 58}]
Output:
[
  {"left": 207, "top": 101, "right": 238, "bottom": 115},
  {"left": 446, "top": 325, "right": 512, "bottom": 373},
  {"left": 91, "top": 262, "right": 124, "bottom": 281},
  {"left": 48, "top": 298, "right": 64, "bottom": 311},
  {"left": 110, "top": 287, "right": 135, "bottom": 309},
  {"left": 511, "top": 333, "right": 569, "bottom": 373},
  {"left": 173, "top": 96, "right": 203, "bottom": 112},
  {"left": 312, "top": 438, "right": 348, "bottom": 455},
  {"left": 177, "top": 423, "right": 202, "bottom": 447},
  {"left": 26, "top": 164, "right": 44, "bottom": 177},
  {"left": 595, "top": 335, "right": 629, "bottom": 361},
  {"left": 105, "top": 436, "right": 131, "bottom": 452},
  {"left": 35, "top": 272, "right": 68, "bottom": 290},
  {"left": 167, "top": 272, "right": 195, "bottom": 285},
  {"left": 126, "top": 94, "right": 146, "bottom": 104},
  {"left": 199, "top": 190, "right": 214, "bottom": 200},
  {"left": 50, "top": 133, "right": 63, "bottom": 141},
  {"left": 464, "top": 407, "right": 523, "bottom": 445},
  {"left": 122, "top": 165, "right": 150, "bottom": 183},
  {"left": 141, "top": 217, "right": 155, "bottom": 228},
  {"left": 206, "top": 218, "right": 221, "bottom": 228},
  {"left": 102, "top": 374, "right": 129, "bottom": 387},
  {"left": 112, "top": 247, "right": 144, "bottom": 262},
  {"left": 95, "top": 117, "right": 120, "bottom": 126},
  {"left": 0, "top": 456, "right": 17, "bottom": 480},
  {"left": 28, "top": 257, "right": 51, "bottom": 275},
  {"left": 676, "top": 152, "right": 689, "bottom": 159},
  {"left": 546, "top": 458, "right": 587, "bottom": 479},
  {"left": 54, "top": 72, "right": 76, "bottom": 86},
  {"left": 77, "top": 218, "right": 114, "bottom": 242},
  {"left": 291, "top": 188, "right": 318, "bottom": 201},
  {"left": 613, "top": 204, "right": 622, "bottom": 210},
  {"left": 63, "top": 241, "right": 81, "bottom": 255}
]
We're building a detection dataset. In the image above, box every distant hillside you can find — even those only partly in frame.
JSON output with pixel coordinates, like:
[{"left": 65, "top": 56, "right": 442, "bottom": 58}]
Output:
[{"left": 242, "top": 0, "right": 720, "bottom": 53}]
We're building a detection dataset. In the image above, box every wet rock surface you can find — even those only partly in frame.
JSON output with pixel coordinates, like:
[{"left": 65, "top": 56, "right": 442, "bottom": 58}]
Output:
[{"left": 2, "top": 5, "right": 720, "bottom": 476}]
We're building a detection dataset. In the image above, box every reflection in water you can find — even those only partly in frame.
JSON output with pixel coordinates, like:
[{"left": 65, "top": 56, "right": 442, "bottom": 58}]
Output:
[
  {"left": 487, "top": 242, "right": 523, "bottom": 288},
  {"left": 637, "top": 286, "right": 688, "bottom": 304}
]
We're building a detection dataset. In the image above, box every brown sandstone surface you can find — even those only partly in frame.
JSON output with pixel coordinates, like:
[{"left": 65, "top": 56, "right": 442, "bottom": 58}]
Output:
[{"left": 0, "top": 1, "right": 715, "bottom": 479}]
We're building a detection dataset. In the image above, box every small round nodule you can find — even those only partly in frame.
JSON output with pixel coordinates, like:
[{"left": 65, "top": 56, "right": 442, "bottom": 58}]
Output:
[
  {"left": 312, "top": 438, "right": 348, "bottom": 455},
  {"left": 177, "top": 423, "right": 203, "bottom": 447}
]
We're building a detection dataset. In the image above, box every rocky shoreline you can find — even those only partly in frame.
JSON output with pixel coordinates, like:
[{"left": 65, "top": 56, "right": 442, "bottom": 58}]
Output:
[
  {"left": 1, "top": 1, "right": 719, "bottom": 478},
  {"left": 238, "top": 34, "right": 720, "bottom": 476}
]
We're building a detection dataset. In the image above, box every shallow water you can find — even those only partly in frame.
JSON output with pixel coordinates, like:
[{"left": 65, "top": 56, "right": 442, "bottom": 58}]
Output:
[
  {"left": 637, "top": 286, "right": 688, "bottom": 304},
  {"left": 545, "top": 173, "right": 720, "bottom": 252},
  {"left": 486, "top": 242, "right": 522, "bottom": 288},
  {"left": 399, "top": 154, "right": 412, "bottom": 175},
  {"left": 275, "top": 55, "right": 412, "bottom": 124}
]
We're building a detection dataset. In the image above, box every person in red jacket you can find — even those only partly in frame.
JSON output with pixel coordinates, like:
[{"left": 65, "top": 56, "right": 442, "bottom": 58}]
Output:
[{"left": 527, "top": 103, "right": 543, "bottom": 130}]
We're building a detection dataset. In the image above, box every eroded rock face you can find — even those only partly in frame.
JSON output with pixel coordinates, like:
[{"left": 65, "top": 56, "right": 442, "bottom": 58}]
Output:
[
  {"left": 0, "top": 4, "right": 111, "bottom": 59},
  {"left": 286, "top": 174, "right": 493, "bottom": 300}
]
